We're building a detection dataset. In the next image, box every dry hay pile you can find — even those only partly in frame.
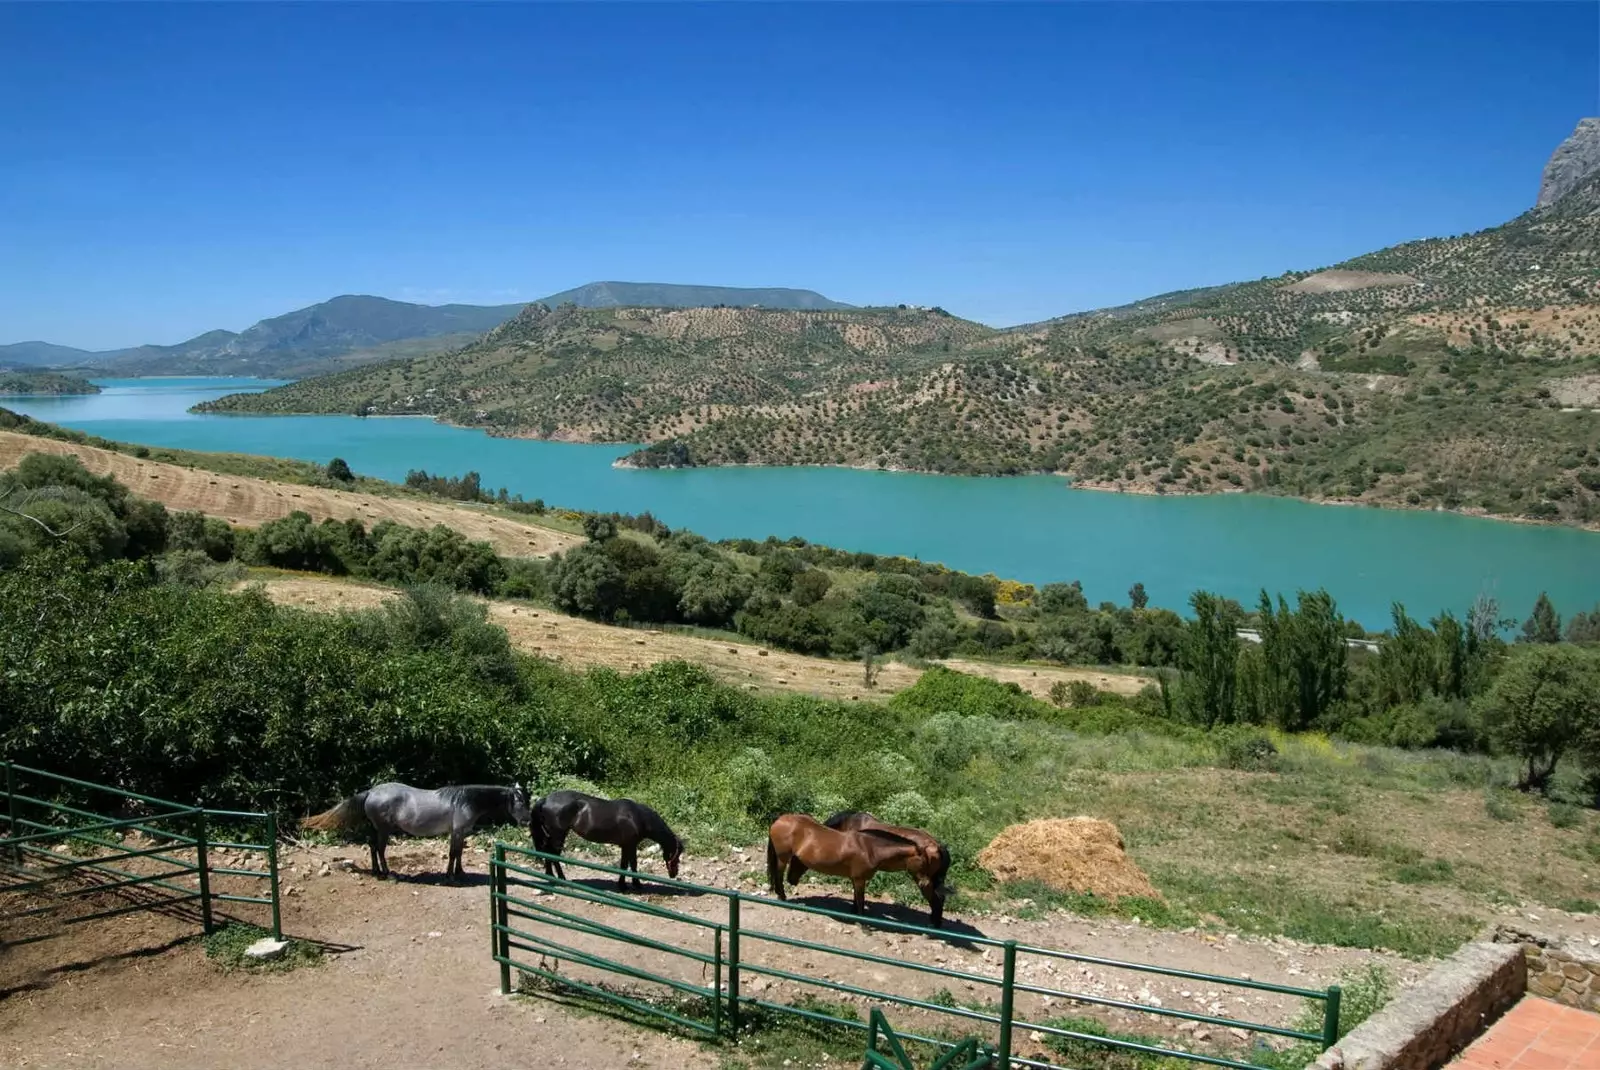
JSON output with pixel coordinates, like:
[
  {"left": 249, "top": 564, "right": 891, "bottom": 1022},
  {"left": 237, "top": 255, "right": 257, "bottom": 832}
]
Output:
[{"left": 976, "top": 817, "right": 1161, "bottom": 900}]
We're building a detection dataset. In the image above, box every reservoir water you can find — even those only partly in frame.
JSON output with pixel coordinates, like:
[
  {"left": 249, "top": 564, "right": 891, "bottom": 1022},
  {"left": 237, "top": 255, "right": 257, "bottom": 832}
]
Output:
[{"left": 5, "top": 377, "right": 1598, "bottom": 630}]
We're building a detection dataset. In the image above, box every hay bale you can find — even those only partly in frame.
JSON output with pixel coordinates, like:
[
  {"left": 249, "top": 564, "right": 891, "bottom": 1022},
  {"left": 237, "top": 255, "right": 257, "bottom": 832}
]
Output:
[{"left": 976, "top": 818, "right": 1160, "bottom": 901}]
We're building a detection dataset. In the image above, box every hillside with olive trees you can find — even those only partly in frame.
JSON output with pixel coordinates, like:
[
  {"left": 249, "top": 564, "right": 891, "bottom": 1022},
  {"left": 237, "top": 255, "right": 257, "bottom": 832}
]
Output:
[{"left": 203, "top": 124, "right": 1600, "bottom": 524}]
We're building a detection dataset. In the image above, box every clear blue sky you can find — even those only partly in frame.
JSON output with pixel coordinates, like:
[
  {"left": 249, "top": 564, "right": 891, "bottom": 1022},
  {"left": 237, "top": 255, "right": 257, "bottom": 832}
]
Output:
[{"left": 2, "top": 2, "right": 1595, "bottom": 350}]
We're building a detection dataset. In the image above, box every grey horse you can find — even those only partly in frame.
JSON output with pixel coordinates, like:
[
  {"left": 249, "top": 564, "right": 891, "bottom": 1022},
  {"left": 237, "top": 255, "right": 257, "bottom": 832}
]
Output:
[{"left": 302, "top": 781, "right": 532, "bottom": 880}]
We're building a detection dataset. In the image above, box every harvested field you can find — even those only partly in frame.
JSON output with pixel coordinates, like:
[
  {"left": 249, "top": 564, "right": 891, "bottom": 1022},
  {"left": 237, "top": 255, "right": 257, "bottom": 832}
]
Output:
[
  {"left": 0, "top": 430, "right": 582, "bottom": 559},
  {"left": 1285, "top": 270, "right": 1419, "bottom": 293},
  {"left": 244, "top": 575, "right": 1152, "bottom": 703},
  {"left": 976, "top": 817, "right": 1160, "bottom": 900}
]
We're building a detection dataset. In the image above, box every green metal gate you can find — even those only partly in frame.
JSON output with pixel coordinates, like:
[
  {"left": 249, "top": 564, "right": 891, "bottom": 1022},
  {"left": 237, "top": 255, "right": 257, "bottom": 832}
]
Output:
[
  {"left": 1, "top": 761, "right": 282, "bottom": 946},
  {"left": 489, "top": 843, "right": 1341, "bottom": 1070}
]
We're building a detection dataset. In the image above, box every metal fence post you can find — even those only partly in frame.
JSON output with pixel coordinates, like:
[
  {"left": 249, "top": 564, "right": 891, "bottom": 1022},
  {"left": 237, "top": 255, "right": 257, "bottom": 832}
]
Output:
[
  {"left": 727, "top": 896, "right": 742, "bottom": 1032},
  {"left": 5, "top": 762, "right": 18, "bottom": 863},
  {"left": 194, "top": 811, "right": 214, "bottom": 934},
  {"left": 494, "top": 844, "right": 511, "bottom": 995},
  {"left": 265, "top": 812, "right": 282, "bottom": 941},
  {"left": 713, "top": 926, "right": 724, "bottom": 1037},
  {"left": 1321, "top": 985, "right": 1342, "bottom": 1051},
  {"left": 998, "top": 940, "right": 1017, "bottom": 1067}
]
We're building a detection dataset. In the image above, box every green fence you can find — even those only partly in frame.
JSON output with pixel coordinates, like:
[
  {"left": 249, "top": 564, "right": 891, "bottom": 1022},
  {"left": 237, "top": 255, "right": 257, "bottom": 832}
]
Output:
[
  {"left": 1, "top": 761, "right": 282, "bottom": 946},
  {"left": 489, "top": 843, "right": 1340, "bottom": 1070}
]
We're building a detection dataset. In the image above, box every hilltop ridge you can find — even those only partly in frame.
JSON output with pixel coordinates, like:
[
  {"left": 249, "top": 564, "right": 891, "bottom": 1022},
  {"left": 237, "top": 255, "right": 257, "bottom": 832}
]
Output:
[
  {"left": 1538, "top": 117, "right": 1600, "bottom": 209},
  {"left": 201, "top": 125, "right": 1600, "bottom": 525}
]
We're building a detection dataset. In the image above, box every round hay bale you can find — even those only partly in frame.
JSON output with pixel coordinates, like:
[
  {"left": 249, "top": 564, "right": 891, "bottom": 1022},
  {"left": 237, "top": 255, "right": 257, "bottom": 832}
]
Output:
[{"left": 976, "top": 817, "right": 1161, "bottom": 901}]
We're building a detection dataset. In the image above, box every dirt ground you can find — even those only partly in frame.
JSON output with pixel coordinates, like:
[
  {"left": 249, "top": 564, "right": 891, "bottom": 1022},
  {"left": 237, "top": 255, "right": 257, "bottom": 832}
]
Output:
[
  {"left": 0, "top": 431, "right": 581, "bottom": 559},
  {"left": 246, "top": 575, "right": 1150, "bottom": 703},
  {"left": 1, "top": 839, "right": 1420, "bottom": 1070}
]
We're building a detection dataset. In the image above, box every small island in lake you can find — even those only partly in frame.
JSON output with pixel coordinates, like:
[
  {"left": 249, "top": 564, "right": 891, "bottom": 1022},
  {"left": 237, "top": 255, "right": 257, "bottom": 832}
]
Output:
[{"left": 0, "top": 371, "right": 101, "bottom": 396}]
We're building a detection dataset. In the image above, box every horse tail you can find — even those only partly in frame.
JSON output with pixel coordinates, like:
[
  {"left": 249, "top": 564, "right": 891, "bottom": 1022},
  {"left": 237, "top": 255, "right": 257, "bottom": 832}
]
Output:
[
  {"left": 301, "top": 791, "right": 370, "bottom": 832},
  {"left": 766, "top": 834, "right": 782, "bottom": 897}
]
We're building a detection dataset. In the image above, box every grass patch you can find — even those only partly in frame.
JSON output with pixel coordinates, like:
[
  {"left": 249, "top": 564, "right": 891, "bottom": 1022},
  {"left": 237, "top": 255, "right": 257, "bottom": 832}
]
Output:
[
  {"left": 1558, "top": 897, "right": 1600, "bottom": 915},
  {"left": 1255, "top": 966, "right": 1394, "bottom": 1070},
  {"left": 1043, "top": 1015, "right": 1191, "bottom": 1070},
  {"left": 1151, "top": 868, "right": 1474, "bottom": 957},
  {"left": 1547, "top": 802, "right": 1584, "bottom": 830},
  {"left": 996, "top": 880, "right": 1195, "bottom": 929},
  {"left": 1389, "top": 858, "right": 1454, "bottom": 885},
  {"left": 1485, "top": 790, "right": 1520, "bottom": 823},
  {"left": 202, "top": 922, "right": 321, "bottom": 973}
]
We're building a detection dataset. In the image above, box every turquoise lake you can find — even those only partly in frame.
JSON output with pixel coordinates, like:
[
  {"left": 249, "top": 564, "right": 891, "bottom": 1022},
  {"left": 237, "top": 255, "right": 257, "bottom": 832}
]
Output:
[{"left": 5, "top": 377, "right": 1598, "bottom": 630}]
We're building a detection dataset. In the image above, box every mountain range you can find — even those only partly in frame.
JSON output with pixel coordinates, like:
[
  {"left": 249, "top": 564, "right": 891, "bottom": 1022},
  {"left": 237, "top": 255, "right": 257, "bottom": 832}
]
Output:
[
  {"left": 0, "top": 284, "right": 849, "bottom": 377},
  {"left": 200, "top": 120, "right": 1600, "bottom": 527}
]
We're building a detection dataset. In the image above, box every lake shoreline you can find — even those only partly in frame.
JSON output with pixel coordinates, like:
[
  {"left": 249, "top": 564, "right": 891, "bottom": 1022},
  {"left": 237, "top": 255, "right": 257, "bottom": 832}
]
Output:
[
  {"left": 15, "top": 377, "right": 1600, "bottom": 629},
  {"left": 190, "top": 399, "right": 1600, "bottom": 535}
]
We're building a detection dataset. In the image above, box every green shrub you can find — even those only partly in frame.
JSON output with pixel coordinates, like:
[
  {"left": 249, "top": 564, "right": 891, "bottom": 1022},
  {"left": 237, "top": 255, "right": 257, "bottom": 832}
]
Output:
[{"left": 1217, "top": 729, "right": 1279, "bottom": 771}]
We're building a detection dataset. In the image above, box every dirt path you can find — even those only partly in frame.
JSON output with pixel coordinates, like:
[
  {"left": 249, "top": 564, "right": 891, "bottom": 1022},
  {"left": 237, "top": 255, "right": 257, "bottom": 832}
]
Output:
[
  {"left": 0, "top": 842, "right": 715, "bottom": 1070},
  {"left": 0, "top": 430, "right": 581, "bottom": 559},
  {"left": 247, "top": 575, "right": 1150, "bottom": 702},
  {"left": 1, "top": 840, "right": 1421, "bottom": 1070}
]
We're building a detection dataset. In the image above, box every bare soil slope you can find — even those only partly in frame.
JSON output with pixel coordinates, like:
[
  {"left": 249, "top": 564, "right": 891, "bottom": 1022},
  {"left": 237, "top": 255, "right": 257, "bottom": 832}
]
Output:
[{"left": 0, "top": 431, "right": 581, "bottom": 558}]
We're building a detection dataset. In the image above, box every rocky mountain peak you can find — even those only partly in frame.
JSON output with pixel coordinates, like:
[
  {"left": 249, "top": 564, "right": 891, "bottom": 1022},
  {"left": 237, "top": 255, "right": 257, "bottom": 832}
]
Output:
[{"left": 1537, "top": 118, "right": 1600, "bottom": 208}]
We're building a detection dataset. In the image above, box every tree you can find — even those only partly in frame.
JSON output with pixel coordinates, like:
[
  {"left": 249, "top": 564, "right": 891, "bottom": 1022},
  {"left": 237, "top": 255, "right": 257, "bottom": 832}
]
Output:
[
  {"left": 1476, "top": 645, "right": 1600, "bottom": 792},
  {"left": 1519, "top": 592, "right": 1562, "bottom": 644},
  {"left": 1256, "top": 588, "right": 1348, "bottom": 731},
  {"left": 582, "top": 515, "right": 617, "bottom": 543},
  {"left": 791, "top": 568, "right": 832, "bottom": 607},
  {"left": 949, "top": 574, "right": 998, "bottom": 618},
  {"left": 327, "top": 457, "right": 354, "bottom": 483},
  {"left": 548, "top": 544, "right": 626, "bottom": 619},
  {"left": 861, "top": 644, "right": 880, "bottom": 689},
  {"left": 1038, "top": 581, "right": 1088, "bottom": 616},
  {"left": 1179, "top": 591, "right": 1242, "bottom": 728},
  {"left": 1566, "top": 603, "right": 1600, "bottom": 644},
  {"left": 1128, "top": 582, "right": 1149, "bottom": 610},
  {"left": 852, "top": 574, "right": 926, "bottom": 651}
]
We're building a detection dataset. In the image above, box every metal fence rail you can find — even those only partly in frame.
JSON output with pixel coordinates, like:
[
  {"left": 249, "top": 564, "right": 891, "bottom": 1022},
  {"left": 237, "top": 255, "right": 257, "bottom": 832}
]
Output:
[
  {"left": 1, "top": 761, "right": 282, "bottom": 945},
  {"left": 490, "top": 843, "right": 1340, "bottom": 1070}
]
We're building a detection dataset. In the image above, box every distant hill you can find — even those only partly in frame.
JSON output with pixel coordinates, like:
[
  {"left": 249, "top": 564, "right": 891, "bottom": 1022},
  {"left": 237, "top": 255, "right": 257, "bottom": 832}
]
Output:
[
  {"left": 533, "top": 281, "right": 851, "bottom": 311},
  {"left": 85, "top": 295, "right": 528, "bottom": 378},
  {"left": 202, "top": 123, "right": 1600, "bottom": 527},
  {"left": 0, "top": 342, "right": 100, "bottom": 369},
  {"left": 7, "top": 284, "right": 853, "bottom": 377}
]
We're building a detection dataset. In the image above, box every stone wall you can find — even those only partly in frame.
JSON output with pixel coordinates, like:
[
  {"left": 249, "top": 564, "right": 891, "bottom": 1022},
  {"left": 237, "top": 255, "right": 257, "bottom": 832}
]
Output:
[
  {"left": 1306, "top": 941, "right": 1524, "bottom": 1070},
  {"left": 1492, "top": 924, "right": 1600, "bottom": 1013}
]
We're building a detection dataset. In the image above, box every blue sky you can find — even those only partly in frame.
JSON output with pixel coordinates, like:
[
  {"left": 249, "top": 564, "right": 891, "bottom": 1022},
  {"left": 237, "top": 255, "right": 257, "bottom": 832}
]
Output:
[{"left": 1, "top": 2, "right": 1595, "bottom": 350}]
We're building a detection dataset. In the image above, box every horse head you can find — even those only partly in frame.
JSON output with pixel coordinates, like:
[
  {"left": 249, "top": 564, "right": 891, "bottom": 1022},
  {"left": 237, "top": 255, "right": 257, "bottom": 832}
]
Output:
[
  {"left": 510, "top": 782, "right": 533, "bottom": 826},
  {"left": 917, "top": 841, "right": 953, "bottom": 927},
  {"left": 663, "top": 835, "right": 683, "bottom": 879}
]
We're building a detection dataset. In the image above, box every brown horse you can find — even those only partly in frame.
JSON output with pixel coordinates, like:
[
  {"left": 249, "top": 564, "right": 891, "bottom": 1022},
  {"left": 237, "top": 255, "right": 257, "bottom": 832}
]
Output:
[{"left": 766, "top": 812, "right": 951, "bottom": 927}]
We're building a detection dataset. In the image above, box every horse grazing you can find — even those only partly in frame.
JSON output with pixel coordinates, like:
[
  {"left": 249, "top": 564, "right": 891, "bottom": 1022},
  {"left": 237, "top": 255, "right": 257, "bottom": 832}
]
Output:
[
  {"left": 530, "top": 790, "right": 683, "bottom": 891},
  {"left": 302, "top": 781, "right": 531, "bottom": 880},
  {"left": 821, "top": 810, "right": 952, "bottom": 926},
  {"left": 766, "top": 812, "right": 951, "bottom": 927}
]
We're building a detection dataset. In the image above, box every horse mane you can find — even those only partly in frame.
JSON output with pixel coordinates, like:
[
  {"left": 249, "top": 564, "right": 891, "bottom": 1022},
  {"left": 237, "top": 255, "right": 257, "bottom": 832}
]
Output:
[
  {"left": 634, "top": 801, "right": 681, "bottom": 856},
  {"left": 856, "top": 827, "right": 920, "bottom": 849},
  {"left": 822, "top": 810, "right": 871, "bottom": 830},
  {"left": 437, "top": 784, "right": 515, "bottom": 808}
]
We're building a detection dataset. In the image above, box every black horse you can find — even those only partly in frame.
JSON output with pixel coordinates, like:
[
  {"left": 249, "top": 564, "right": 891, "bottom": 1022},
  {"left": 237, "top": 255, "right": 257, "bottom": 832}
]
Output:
[{"left": 530, "top": 790, "right": 683, "bottom": 890}]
